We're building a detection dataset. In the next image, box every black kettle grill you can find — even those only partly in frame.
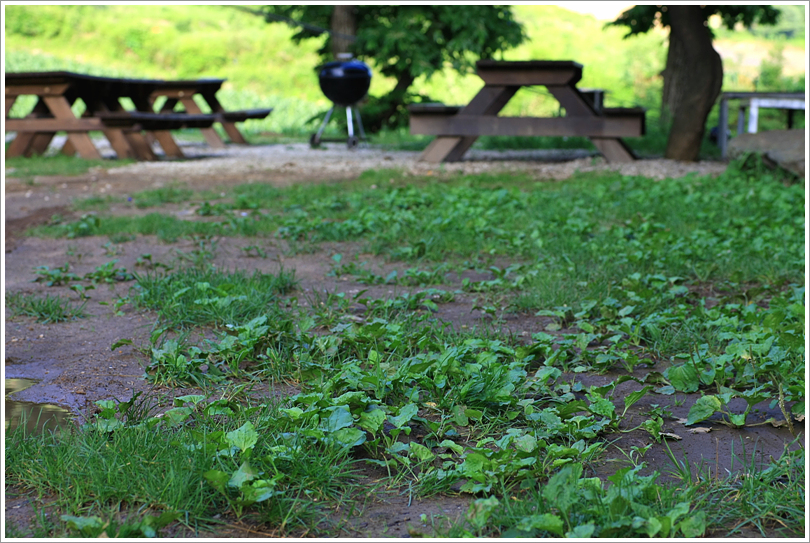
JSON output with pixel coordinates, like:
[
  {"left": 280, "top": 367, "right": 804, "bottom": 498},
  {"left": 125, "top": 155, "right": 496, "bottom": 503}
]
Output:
[{"left": 310, "top": 58, "right": 371, "bottom": 149}]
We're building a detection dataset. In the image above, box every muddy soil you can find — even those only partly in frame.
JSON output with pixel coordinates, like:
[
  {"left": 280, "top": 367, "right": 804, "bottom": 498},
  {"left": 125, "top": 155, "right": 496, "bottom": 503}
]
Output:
[{"left": 3, "top": 142, "right": 801, "bottom": 537}]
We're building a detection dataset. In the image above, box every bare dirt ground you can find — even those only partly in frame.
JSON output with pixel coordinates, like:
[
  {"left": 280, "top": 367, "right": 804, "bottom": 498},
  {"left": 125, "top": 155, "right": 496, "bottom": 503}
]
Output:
[{"left": 3, "top": 142, "right": 799, "bottom": 538}]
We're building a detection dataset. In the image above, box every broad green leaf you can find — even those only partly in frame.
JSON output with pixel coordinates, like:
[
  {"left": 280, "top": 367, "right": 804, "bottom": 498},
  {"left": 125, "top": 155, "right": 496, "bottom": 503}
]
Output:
[
  {"left": 225, "top": 421, "right": 259, "bottom": 452},
  {"left": 162, "top": 407, "right": 192, "bottom": 427},
  {"left": 608, "top": 495, "right": 630, "bottom": 516},
  {"left": 587, "top": 394, "right": 615, "bottom": 418},
  {"left": 738, "top": 386, "right": 769, "bottom": 408},
  {"left": 205, "top": 405, "right": 235, "bottom": 417},
  {"left": 515, "top": 513, "right": 564, "bottom": 536},
  {"left": 203, "top": 470, "right": 230, "bottom": 494},
  {"left": 452, "top": 405, "right": 469, "bottom": 426},
  {"left": 388, "top": 403, "right": 418, "bottom": 428},
  {"left": 279, "top": 407, "right": 304, "bottom": 420},
  {"left": 241, "top": 479, "right": 278, "bottom": 503},
  {"left": 514, "top": 434, "right": 537, "bottom": 453},
  {"left": 623, "top": 386, "right": 653, "bottom": 415},
  {"left": 439, "top": 439, "right": 463, "bottom": 455},
  {"left": 466, "top": 496, "right": 499, "bottom": 530},
  {"left": 95, "top": 399, "right": 117, "bottom": 412},
  {"left": 678, "top": 511, "right": 706, "bottom": 537},
  {"left": 685, "top": 396, "right": 722, "bottom": 425},
  {"left": 94, "top": 419, "right": 123, "bottom": 432},
  {"left": 543, "top": 463, "right": 583, "bottom": 511},
  {"left": 174, "top": 395, "right": 205, "bottom": 407},
  {"left": 728, "top": 413, "right": 747, "bottom": 427},
  {"left": 228, "top": 460, "right": 258, "bottom": 488},
  {"left": 641, "top": 417, "right": 663, "bottom": 441},
  {"left": 359, "top": 409, "right": 386, "bottom": 432},
  {"left": 556, "top": 401, "right": 588, "bottom": 419},
  {"left": 61, "top": 515, "right": 104, "bottom": 532},
  {"left": 331, "top": 427, "right": 367, "bottom": 447},
  {"left": 566, "top": 522, "right": 595, "bottom": 538},
  {"left": 666, "top": 364, "right": 700, "bottom": 393},
  {"left": 323, "top": 407, "right": 354, "bottom": 433},
  {"left": 409, "top": 442, "right": 436, "bottom": 462},
  {"left": 645, "top": 516, "right": 663, "bottom": 537},
  {"left": 666, "top": 502, "right": 690, "bottom": 525},
  {"left": 655, "top": 385, "right": 676, "bottom": 395},
  {"left": 462, "top": 452, "right": 488, "bottom": 477}
]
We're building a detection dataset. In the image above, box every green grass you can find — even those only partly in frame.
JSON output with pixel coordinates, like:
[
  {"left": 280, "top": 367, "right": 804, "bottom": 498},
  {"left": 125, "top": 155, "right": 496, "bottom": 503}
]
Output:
[
  {"left": 4, "top": 392, "right": 358, "bottom": 537},
  {"left": 8, "top": 162, "right": 804, "bottom": 537},
  {"left": 433, "top": 438, "right": 804, "bottom": 538},
  {"left": 4, "top": 154, "right": 135, "bottom": 180},
  {"left": 35, "top": 160, "right": 805, "bottom": 305},
  {"left": 132, "top": 265, "right": 297, "bottom": 332},
  {"left": 131, "top": 185, "right": 195, "bottom": 208},
  {"left": 5, "top": 292, "right": 87, "bottom": 323}
]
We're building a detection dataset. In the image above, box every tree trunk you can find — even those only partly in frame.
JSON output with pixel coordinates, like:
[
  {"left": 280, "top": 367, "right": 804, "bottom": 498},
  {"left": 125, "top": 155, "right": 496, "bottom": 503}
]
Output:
[
  {"left": 331, "top": 5, "right": 356, "bottom": 58},
  {"left": 362, "top": 72, "right": 416, "bottom": 132},
  {"left": 662, "top": 6, "right": 723, "bottom": 161}
]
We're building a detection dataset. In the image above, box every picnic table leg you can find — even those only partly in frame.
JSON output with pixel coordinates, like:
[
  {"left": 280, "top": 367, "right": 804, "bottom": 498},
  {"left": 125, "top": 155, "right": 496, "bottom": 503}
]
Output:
[
  {"left": 6, "top": 98, "right": 59, "bottom": 157},
  {"left": 589, "top": 139, "right": 635, "bottom": 163},
  {"left": 546, "top": 85, "right": 635, "bottom": 163},
  {"left": 718, "top": 96, "right": 729, "bottom": 159},
  {"left": 178, "top": 97, "right": 226, "bottom": 148},
  {"left": 5, "top": 95, "right": 18, "bottom": 117},
  {"left": 59, "top": 98, "right": 139, "bottom": 160},
  {"left": 204, "top": 93, "right": 249, "bottom": 144},
  {"left": 6, "top": 133, "right": 39, "bottom": 157},
  {"left": 122, "top": 130, "right": 158, "bottom": 161},
  {"left": 134, "top": 97, "right": 185, "bottom": 158},
  {"left": 420, "top": 136, "right": 479, "bottom": 163},
  {"left": 41, "top": 96, "right": 102, "bottom": 159},
  {"left": 419, "top": 85, "right": 519, "bottom": 163}
]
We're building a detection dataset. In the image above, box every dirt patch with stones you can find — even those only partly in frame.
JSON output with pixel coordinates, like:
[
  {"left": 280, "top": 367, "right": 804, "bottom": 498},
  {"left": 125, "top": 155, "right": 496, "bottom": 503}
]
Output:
[{"left": 4, "top": 142, "right": 799, "bottom": 538}]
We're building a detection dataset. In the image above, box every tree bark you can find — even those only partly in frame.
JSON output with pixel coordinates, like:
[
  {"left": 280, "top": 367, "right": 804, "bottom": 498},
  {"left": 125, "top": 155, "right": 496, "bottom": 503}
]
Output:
[
  {"left": 363, "top": 72, "right": 416, "bottom": 132},
  {"left": 662, "top": 6, "right": 723, "bottom": 161},
  {"left": 331, "top": 5, "right": 357, "bottom": 58}
]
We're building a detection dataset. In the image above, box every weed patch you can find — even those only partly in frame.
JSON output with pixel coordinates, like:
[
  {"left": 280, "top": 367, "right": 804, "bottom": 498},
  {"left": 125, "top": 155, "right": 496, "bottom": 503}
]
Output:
[{"left": 5, "top": 292, "right": 87, "bottom": 323}]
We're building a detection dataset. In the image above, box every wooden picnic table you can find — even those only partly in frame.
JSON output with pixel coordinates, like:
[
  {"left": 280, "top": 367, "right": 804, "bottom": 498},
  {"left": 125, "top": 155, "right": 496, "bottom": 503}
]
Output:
[
  {"left": 409, "top": 60, "right": 645, "bottom": 163},
  {"left": 5, "top": 71, "right": 272, "bottom": 161}
]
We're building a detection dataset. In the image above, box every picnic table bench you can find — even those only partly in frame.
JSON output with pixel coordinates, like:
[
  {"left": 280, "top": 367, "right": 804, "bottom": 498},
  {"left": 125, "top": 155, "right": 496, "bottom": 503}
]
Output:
[
  {"left": 409, "top": 60, "right": 645, "bottom": 163},
  {"left": 5, "top": 71, "right": 272, "bottom": 161}
]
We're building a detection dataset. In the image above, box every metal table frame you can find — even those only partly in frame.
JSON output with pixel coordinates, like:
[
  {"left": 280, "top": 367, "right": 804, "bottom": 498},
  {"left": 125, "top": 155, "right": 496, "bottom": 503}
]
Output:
[{"left": 717, "top": 91, "right": 805, "bottom": 159}]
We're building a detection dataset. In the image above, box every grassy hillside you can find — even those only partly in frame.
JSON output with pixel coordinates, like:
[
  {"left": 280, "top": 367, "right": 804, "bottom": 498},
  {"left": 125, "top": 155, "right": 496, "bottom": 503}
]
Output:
[{"left": 4, "top": 4, "right": 805, "bottom": 149}]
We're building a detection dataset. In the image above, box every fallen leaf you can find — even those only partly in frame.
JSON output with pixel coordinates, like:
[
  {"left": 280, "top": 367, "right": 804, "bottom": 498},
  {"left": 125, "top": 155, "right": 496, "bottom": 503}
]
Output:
[
  {"left": 687, "top": 427, "right": 711, "bottom": 434},
  {"left": 795, "top": 414, "right": 805, "bottom": 422},
  {"left": 767, "top": 418, "right": 788, "bottom": 428},
  {"left": 660, "top": 432, "right": 682, "bottom": 440},
  {"left": 675, "top": 418, "right": 689, "bottom": 425}
]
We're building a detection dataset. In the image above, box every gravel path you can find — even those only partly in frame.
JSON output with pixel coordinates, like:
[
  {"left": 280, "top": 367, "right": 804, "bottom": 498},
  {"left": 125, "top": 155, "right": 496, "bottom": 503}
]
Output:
[{"left": 99, "top": 141, "right": 728, "bottom": 183}]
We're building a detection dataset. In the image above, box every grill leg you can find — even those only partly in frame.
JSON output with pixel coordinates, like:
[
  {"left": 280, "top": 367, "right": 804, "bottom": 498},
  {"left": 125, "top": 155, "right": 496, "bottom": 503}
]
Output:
[
  {"left": 354, "top": 107, "right": 367, "bottom": 140},
  {"left": 346, "top": 106, "right": 355, "bottom": 137},
  {"left": 312, "top": 107, "right": 335, "bottom": 146}
]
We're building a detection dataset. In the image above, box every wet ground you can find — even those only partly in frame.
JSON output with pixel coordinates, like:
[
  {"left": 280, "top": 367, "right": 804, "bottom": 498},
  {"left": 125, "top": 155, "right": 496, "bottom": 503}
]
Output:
[{"left": 5, "top": 378, "right": 73, "bottom": 434}]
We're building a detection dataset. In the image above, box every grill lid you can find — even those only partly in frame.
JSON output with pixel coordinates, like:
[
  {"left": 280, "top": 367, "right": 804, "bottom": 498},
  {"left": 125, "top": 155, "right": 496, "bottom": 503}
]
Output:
[{"left": 318, "top": 60, "right": 372, "bottom": 106}]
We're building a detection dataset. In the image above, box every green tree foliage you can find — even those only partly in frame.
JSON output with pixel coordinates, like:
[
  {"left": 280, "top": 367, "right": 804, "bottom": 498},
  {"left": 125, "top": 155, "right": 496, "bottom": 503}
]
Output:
[
  {"left": 260, "top": 5, "right": 526, "bottom": 131},
  {"left": 747, "top": 4, "right": 805, "bottom": 40},
  {"left": 608, "top": 5, "right": 780, "bottom": 37}
]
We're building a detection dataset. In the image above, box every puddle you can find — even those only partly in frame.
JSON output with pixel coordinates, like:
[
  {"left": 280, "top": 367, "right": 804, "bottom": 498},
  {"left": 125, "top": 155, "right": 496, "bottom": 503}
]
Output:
[{"left": 5, "top": 378, "right": 73, "bottom": 434}]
